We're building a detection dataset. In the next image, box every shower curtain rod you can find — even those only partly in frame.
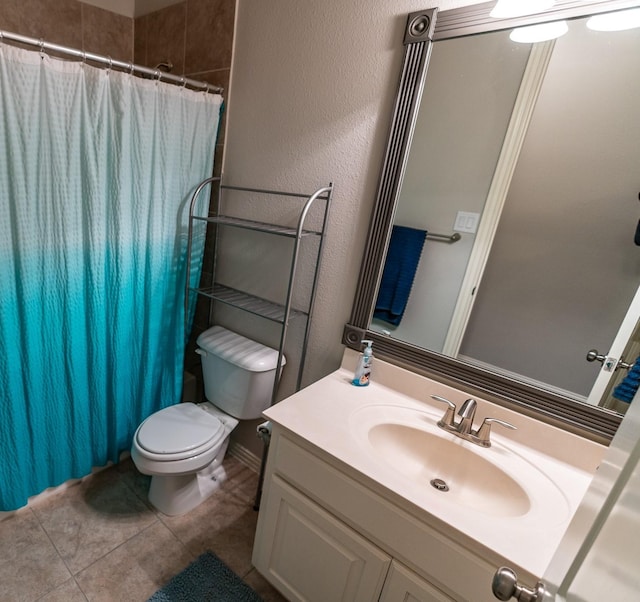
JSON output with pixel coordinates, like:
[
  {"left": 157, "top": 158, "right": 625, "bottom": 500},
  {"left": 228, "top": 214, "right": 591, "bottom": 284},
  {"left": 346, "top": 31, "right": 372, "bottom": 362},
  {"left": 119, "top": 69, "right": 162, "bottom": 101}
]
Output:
[{"left": 0, "top": 29, "right": 223, "bottom": 95}]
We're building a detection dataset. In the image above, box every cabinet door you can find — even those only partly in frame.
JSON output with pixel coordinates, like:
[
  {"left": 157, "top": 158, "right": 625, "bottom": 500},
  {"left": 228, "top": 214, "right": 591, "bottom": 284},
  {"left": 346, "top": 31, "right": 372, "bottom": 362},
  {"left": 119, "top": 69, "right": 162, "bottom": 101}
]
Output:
[
  {"left": 253, "top": 476, "right": 391, "bottom": 602},
  {"left": 380, "top": 561, "right": 455, "bottom": 602}
]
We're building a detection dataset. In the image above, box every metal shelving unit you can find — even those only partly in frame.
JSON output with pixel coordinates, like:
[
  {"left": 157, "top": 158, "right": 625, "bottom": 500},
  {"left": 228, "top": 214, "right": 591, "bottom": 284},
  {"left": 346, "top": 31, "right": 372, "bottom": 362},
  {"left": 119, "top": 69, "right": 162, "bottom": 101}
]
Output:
[{"left": 184, "top": 177, "right": 333, "bottom": 406}]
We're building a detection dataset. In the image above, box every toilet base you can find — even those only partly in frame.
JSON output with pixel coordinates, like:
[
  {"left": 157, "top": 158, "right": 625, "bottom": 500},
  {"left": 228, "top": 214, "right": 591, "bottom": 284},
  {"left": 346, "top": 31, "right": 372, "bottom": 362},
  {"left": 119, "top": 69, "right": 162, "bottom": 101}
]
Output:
[{"left": 147, "top": 440, "right": 231, "bottom": 516}]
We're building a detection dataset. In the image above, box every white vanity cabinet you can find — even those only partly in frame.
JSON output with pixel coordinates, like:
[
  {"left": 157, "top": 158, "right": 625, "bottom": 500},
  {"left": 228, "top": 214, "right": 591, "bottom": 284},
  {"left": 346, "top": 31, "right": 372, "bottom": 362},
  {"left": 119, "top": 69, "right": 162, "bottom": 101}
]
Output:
[
  {"left": 255, "top": 476, "right": 392, "bottom": 601},
  {"left": 254, "top": 471, "right": 450, "bottom": 602},
  {"left": 252, "top": 426, "right": 515, "bottom": 602},
  {"left": 380, "top": 562, "right": 454, "bottom": 602}
]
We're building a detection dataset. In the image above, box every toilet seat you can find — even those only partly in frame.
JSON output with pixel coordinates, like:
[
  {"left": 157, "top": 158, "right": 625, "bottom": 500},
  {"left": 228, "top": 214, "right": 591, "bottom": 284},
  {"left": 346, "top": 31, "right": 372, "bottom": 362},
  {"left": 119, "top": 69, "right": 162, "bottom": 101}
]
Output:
[{"left": 135, "top": 403, "right": 225, "bottom": 462}]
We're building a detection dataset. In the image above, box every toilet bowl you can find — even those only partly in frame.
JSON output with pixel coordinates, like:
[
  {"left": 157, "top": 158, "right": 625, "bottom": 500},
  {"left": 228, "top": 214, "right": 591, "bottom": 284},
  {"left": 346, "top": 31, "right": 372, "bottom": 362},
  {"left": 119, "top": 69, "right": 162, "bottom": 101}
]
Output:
[
  {"left": 132, "top": 402, "right": 238, "bottom": 515},
  {"left": 131, "top": 325, "right": 284, "bottom": 516}
]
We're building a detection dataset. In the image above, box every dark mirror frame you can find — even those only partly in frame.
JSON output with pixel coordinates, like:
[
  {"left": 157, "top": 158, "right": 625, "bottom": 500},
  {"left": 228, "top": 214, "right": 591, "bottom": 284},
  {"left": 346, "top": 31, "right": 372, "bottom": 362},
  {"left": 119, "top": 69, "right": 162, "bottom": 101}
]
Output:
[{"left": 343, "top": 0, "right": 640, "bottom": 443}]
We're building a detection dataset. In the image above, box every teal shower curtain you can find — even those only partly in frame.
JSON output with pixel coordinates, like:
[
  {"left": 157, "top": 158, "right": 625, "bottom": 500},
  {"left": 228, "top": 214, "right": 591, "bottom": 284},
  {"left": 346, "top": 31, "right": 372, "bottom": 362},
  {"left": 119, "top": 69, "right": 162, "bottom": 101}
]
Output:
[{"left": 0, "top": 45, "right": 222, "bottom": 510}]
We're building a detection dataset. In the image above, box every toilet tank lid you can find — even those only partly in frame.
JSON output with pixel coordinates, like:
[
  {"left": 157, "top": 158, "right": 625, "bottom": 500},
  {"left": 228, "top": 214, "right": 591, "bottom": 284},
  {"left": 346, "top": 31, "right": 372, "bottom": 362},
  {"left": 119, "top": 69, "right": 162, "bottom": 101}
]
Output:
[{"left": 196, "top": 325, "right": 286, "bottom": 372}]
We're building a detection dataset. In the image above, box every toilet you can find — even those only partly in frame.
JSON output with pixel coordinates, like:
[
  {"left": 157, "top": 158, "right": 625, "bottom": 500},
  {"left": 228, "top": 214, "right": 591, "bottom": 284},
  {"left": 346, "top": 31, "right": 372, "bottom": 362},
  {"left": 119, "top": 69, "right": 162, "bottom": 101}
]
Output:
[{"left": 131, "top": 325, "right": 284, "bottom": 516}]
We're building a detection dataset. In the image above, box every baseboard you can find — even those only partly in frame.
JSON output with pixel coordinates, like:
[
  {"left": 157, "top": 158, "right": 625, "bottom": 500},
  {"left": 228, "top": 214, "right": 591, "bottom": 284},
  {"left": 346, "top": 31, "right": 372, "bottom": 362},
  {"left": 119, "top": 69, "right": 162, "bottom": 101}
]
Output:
[{"left": 228, "top": 440, "right": 262, "bottom": 473}]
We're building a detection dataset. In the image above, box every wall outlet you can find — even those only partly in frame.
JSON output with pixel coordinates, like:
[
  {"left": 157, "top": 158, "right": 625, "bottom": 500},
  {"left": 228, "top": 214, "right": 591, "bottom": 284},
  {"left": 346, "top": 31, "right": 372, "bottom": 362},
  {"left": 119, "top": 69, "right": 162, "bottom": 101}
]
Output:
[{"left": 454, "top": 211, "right": 480, "bottom": 234}]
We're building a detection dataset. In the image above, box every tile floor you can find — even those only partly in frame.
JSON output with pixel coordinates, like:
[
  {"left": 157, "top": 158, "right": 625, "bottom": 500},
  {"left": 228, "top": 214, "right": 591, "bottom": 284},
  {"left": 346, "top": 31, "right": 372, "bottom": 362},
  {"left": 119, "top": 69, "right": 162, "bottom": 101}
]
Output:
[{"left": 0, "top": 455, "right": 287, "bottom": 602}]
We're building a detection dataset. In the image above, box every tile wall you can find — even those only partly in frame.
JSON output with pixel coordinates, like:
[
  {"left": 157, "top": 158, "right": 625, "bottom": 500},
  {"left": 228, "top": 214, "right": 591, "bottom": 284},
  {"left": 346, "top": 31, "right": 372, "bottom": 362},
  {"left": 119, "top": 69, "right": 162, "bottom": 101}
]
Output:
[{"left": 0, "top": 0, "right": 133, "bottom": 60}]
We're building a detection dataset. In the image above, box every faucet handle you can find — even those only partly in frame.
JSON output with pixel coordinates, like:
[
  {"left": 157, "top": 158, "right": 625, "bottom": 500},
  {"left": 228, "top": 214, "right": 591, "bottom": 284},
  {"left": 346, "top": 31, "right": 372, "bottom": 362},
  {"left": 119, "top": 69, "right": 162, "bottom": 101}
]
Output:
[
  {"left": 476, "top": 417, "right": 517, "bottom": 447},
  {"left": 431, "top": 395, "right": 456, "bottom": 427}
]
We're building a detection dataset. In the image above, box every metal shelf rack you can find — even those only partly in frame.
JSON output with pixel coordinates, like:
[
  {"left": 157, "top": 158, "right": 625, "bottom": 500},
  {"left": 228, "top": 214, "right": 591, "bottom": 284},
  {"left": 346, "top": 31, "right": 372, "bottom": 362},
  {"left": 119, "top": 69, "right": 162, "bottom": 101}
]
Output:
[{"left": 184, "top": 178, "right": 333, "bottom": 405}]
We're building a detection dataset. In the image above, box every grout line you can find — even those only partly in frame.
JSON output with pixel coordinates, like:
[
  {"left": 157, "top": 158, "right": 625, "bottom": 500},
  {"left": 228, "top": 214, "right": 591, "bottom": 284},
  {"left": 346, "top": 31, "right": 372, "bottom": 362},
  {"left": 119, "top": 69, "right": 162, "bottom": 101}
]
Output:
[
  {"left": 182, "top": 0, "right": 188, "bottom": 76},
  {"left": 28, "top": 507, "right": 86, "bottom": 602},
  {"left": 30, "top": 504, "right": 75, "bottom": 577},
  {"left": 240, "top": 566, "right": 256, "bottom": 579},
  {"left": 73, "top": 519, "right": 166, "bottom": 578},
  {"left": 80, "top": 3, "right": 85, "bottom": 52},
  {"left": 18, "top": 459, "right": 264, "bottom": 600},
  {"left": 184, "top": 67, "right": 230, "bottom": 77},
  {"left": 32, "top": 465, "right": 160, "bottom": 583}
]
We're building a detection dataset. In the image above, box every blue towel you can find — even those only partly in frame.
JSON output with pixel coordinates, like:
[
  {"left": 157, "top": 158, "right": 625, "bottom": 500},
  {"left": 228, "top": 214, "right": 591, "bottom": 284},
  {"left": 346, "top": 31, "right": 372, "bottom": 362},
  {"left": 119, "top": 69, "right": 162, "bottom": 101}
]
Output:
[
  {"left": 613, "top": 356, "right": 640, "bottom": 403},
  {"left": 374, "top": 225, "right": 427, "bottom": 326}
]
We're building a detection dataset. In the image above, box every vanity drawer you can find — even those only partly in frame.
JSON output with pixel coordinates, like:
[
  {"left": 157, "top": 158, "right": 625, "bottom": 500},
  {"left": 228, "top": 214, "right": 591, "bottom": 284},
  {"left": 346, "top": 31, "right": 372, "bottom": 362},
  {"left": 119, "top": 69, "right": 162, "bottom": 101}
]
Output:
[{"left": 270, "top": 430, "right": 506, "bottom": 602}]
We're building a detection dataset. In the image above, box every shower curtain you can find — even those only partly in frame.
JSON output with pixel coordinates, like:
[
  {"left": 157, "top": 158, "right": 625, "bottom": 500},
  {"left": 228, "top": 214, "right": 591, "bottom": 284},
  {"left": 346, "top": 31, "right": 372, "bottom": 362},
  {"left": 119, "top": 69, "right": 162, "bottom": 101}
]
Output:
[{"left": 0, "top": 45, "right": 222, "bottom": 510}]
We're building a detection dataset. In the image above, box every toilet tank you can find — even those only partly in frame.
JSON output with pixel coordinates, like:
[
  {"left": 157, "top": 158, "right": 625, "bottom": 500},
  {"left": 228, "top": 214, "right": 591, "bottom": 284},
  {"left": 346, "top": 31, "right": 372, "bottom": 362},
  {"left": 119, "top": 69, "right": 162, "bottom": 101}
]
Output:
[{"left": 196, "top": 326, "right": 286, "bottom": 420}]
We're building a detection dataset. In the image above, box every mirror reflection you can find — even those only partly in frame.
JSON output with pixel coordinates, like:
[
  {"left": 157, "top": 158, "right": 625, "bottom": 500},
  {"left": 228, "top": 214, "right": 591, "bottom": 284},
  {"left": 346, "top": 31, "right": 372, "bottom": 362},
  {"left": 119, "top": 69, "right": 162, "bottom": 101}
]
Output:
[{"left": 371, "top": 11, "right": 640, "bottom": 414}]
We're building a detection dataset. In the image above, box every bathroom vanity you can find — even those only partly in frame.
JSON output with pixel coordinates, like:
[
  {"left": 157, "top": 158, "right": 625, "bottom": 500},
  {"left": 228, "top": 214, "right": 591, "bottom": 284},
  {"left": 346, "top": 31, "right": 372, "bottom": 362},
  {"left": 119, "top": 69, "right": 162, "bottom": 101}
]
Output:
[{"left": 252, "top": 350, "right": 605, "bottom": 602}]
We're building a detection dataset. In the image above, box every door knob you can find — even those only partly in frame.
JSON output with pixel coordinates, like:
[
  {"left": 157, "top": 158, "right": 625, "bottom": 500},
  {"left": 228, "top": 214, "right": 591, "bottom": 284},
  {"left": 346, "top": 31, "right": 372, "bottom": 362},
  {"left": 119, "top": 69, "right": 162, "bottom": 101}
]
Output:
[
  {"left": 492, "top": 567, "right": 545, "bottom": 602},
  {"left": 586, "top": 349, "right": 632, "bottom": 371},
  {"left": 586, "top": 349, "right": 606, "bottom": 364}
]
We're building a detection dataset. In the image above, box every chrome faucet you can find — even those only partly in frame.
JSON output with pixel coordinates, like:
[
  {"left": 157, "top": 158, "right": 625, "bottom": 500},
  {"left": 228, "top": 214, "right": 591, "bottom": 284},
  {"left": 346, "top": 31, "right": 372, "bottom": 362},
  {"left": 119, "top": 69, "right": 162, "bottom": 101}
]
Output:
[
  {"left": 431, "top": 395, "right": 516, "bottom": 447},
  {"left": 456, "top": 398, "right": 477, "bottom": 435}
]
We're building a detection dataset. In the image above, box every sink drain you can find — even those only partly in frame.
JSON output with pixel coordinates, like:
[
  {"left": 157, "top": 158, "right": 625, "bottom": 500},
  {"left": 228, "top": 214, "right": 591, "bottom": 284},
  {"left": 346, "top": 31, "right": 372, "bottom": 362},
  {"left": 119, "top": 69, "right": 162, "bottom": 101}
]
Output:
[{"left": 430, "top": 478, "right": 449, "bottom": 492}]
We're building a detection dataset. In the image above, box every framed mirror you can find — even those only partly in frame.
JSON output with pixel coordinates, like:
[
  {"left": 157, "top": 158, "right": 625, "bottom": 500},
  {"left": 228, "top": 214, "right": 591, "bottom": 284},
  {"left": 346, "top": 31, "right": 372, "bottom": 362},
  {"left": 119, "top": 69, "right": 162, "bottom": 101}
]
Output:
[{"left": 344, "top": 0, "right": 640, "bottom": 442}]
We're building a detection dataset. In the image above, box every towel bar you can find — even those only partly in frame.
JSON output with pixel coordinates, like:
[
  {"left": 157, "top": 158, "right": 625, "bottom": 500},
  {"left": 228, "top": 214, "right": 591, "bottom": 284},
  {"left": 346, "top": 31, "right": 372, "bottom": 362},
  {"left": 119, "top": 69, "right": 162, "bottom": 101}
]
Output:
[{"left": 426, "top": 232, "right": 461, "bottom": 243}]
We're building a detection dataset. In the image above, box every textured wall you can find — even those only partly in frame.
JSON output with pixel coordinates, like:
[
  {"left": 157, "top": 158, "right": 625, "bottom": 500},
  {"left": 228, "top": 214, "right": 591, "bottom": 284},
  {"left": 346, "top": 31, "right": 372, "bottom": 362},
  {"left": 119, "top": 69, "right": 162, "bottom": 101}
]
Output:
[{"left": 224, "top": 0, "right": 486, "bottom": 454}]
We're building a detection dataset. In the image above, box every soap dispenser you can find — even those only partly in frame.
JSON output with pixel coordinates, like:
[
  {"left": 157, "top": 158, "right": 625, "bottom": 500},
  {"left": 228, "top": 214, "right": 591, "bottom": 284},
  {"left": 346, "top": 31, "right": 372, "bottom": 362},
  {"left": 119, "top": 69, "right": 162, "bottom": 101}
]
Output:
[{"left": 352, "top": 340, "right": 373, "bottom": 387}]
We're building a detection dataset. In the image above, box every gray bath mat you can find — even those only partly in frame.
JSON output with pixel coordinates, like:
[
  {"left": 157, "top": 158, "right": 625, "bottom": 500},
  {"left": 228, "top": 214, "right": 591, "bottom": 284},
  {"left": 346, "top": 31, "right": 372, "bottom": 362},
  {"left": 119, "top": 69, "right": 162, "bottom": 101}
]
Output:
[{"left": 147, "top": 551, "right": 263, "bottom": 602}]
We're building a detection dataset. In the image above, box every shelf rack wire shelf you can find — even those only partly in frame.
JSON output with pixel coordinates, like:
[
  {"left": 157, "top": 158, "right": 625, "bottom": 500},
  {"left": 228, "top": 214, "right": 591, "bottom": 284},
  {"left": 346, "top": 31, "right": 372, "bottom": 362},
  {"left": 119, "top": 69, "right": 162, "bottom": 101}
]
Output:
[{"left": 184, "top": 178, "right": 333, "bottom": 406}]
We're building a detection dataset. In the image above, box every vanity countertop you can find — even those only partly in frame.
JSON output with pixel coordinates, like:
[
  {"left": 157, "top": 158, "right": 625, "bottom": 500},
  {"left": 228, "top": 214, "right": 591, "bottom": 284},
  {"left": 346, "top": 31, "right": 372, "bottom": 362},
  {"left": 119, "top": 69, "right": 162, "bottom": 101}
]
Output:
[{"left": 263, "top": 349, "right": 606, "bottom": 578}]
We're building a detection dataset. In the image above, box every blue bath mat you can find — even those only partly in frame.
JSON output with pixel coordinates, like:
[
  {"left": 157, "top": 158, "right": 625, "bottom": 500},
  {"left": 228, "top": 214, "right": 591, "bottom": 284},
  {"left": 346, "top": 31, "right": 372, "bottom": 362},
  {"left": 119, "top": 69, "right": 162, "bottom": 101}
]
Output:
[{"left": 147, "top": 551, "right": 263, "bottom": 601}]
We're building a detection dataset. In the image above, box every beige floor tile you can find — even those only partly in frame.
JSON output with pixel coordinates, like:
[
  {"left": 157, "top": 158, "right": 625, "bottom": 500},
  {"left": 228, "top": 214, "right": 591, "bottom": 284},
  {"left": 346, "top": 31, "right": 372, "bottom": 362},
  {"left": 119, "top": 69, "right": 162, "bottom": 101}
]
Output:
[
  {"left": 113, "top": 457, "right": 154, "bottom": 510},
  {"left": 38, "top": 578, "right": 88, "bottom": 602},
  {"left": 2, "top": 457, "right": 267, "bottom": 601},
  {"left": 74, "top": 521, "right": 194, "bottom": 602},
  {"left": 0, "top": 507, "right": 71, "bottom": 601},
  {"left": 223, "top": 456, "right": 260, "bottom": 505},
  {"left": 243, "top": 568, "right": 289, "bottom": 602},
  {"left": 159, "top": 484, "right": 259, "bottom": 578},
  {"left": 119, "top": 453, "right": 259, "bottom": 515},
  {"left": 31, "top": 466, "right": 157, "bottom": 574}
]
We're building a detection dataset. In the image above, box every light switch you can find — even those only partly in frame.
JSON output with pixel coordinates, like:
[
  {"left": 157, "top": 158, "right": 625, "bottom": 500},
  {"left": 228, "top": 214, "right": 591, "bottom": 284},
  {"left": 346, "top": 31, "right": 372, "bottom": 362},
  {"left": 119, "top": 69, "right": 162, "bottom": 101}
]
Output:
[{"left": 454, "top": 211, "right": 480, "bottom": 234}]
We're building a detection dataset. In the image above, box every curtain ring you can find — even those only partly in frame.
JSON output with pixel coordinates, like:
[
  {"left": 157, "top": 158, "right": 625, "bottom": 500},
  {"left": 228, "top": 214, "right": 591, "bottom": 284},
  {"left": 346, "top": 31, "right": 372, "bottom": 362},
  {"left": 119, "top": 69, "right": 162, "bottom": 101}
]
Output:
[
  {"left": 154, "top": 69, "right": 161, "bottom": 84},
  {"left": 106, "top": 56, "right": 112, "bottom": 74},
  {"left": 129, "top": 62, "right": 135, "bottom": 75},
  {"left": 39, "top": 38, "right": 46, "bottom": 59}
]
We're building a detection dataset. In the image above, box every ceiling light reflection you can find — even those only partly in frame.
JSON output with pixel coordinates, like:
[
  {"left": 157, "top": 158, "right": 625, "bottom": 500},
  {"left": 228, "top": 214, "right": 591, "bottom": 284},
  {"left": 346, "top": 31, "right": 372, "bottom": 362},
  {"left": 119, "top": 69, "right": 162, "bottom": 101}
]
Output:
[
  {"left": 510, "top": 20, "right": 569, "bottom": 43},
  {"left": 586, "top": 8, "right": 640, "bottom": 31}
]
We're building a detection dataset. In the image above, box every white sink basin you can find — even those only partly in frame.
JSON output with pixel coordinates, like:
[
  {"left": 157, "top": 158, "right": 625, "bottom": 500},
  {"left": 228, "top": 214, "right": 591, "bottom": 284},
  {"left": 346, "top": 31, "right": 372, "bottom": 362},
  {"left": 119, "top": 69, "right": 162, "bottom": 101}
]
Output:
[
  {"left": 349, "top": 403, "right": 571, "bottom": 521},
  {"left": 368, "top": 422, "right": 530, "bottom": 517}
]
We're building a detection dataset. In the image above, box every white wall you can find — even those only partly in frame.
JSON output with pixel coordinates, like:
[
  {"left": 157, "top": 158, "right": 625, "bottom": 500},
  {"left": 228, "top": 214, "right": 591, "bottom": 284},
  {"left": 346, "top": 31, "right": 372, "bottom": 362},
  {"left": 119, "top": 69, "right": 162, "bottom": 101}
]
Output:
[
  {"left": 223, "top": 0, "right": 486, "bottom": 452},
  {"left": 223, "top": 0, "right": 487, "bottom": 382}
]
